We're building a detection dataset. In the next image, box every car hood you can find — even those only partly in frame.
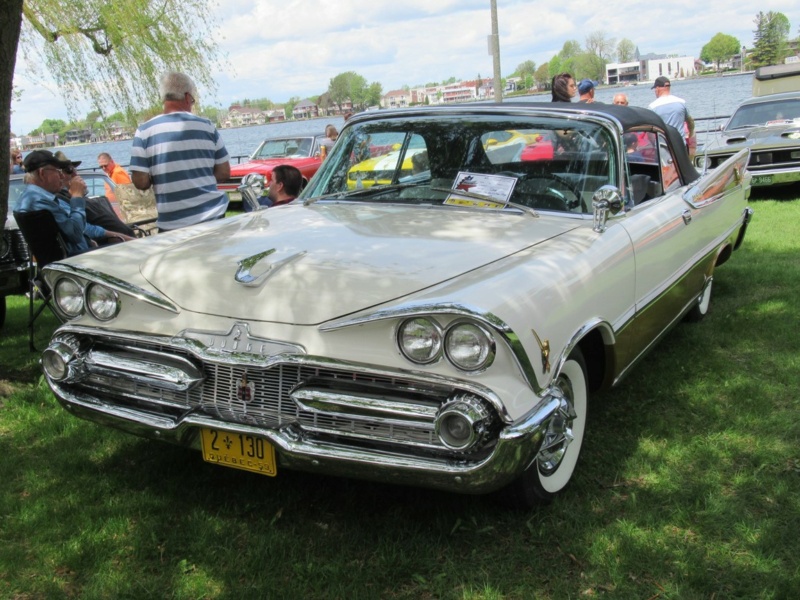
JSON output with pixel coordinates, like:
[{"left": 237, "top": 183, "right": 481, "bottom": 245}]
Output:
[
  {"left": 231, "top": 157, "right": 316, "bottom": 177},
  {"left": 705, "top": 123, "right": 800, "bottom": 152},
  {"left": 133, "top": 204, "right": 578, "bottom": 325}
]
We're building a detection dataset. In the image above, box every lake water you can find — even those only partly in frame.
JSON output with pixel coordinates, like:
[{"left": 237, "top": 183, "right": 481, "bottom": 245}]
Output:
[{"left": 53, "top": 73, "right": 753, "bottom": 170}]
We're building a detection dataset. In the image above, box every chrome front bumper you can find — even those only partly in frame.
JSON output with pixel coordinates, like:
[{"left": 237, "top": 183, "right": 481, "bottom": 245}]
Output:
[{"left": 51, "top": 382, "right": 562, "bottom": 494}]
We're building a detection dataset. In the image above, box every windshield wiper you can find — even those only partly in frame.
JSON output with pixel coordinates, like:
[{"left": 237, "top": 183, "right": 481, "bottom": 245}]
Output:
[
  {"left": 429, "top": 187, "right": 539, "bottom": 217},
  {"left": 303, "top": 182, "right": 423, "bottom": 206}
]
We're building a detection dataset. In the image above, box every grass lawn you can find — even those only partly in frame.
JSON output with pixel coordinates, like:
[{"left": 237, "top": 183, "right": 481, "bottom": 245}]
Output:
[{"left": 1, "top": 187, "right": 799, "bottom": 599}]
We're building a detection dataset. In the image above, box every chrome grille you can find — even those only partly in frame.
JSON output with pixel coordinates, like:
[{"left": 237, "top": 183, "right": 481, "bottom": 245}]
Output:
[
  {"left": 72, "top": 339, "right": 474, "bottom": 452},
  {"left": 2, "top": 229, "right": 31, "bottom": 264}
]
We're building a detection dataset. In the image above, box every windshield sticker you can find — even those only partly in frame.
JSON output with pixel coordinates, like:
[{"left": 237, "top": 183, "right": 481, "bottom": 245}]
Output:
[{"left": 445, "top": 172, "right": 517, "bottom": 208}]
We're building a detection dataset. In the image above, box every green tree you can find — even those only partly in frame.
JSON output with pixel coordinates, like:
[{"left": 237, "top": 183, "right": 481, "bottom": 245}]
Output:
[
  {"left": 365, "top": 82, "right": 383, "bottom": 108},
  {"left": 534, "top": 62, "right": 550, "bottom": 89},
  {"left": 515, "top": 60, "right": 537, "bottom": 79},
  {"left": 750, "top": 11, "right": 791, "bottom": 67},
  {"left": 2, "top": 0, "right": 223, "bottom": 226},
  {"left": 1, "top": 0, "right": 25, "bottom": 231},
  {"left": 32, "top": 118, "right": 67, "bottom": 135},
  {"left": 584, "top": 31, "right": 615, "bottom": 62},
  {"left": 700, "top": 33, "right": 741, "bottom": 71},
  {"left": 616, "top": 38, "right": 637, "bottom": 63},
  {"left": 283, "top": 96, "right": 300, "bottom": 120},
  {"left": 328, "top": 71, "right": 368, "bottom": 111}
]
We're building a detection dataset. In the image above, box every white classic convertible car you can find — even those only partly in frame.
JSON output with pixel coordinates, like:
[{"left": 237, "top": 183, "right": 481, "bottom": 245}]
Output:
[{"left": 40, "top": 104, "right": 753, "bottom": 506}]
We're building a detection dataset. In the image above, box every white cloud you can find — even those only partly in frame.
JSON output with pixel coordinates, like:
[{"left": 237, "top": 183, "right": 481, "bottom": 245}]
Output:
[{"left": 10, "top": 0, "right": 800, "bottom": 134}]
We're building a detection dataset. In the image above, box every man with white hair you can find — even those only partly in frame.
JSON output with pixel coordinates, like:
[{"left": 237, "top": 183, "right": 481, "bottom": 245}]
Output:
[{"left": 129, "top": 72, "right": 231, "bottom": 231}]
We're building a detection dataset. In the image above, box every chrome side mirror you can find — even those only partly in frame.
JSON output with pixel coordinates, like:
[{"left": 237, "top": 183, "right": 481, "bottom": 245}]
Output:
[{"left": 592, "top": 185, "right": 623, "bottom": 233}]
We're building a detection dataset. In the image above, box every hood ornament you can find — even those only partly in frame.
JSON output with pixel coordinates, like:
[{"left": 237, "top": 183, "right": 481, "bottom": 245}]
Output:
[{"left": 235, "top": 249, "right": 307, "bottom": 287}]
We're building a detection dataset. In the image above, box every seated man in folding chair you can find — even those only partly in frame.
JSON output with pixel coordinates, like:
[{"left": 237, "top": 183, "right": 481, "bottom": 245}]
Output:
[
  {"left": 55, "top": 152, "right": 135, "bottom": 245},
  {"left": 16, "top": 151, "right": 131, "bottom": 255}
]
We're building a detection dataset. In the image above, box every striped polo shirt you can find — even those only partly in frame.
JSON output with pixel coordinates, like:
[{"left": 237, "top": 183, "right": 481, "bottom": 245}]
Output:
[{"left": 130, "top": 112, "right": 230, "bottom": 230}]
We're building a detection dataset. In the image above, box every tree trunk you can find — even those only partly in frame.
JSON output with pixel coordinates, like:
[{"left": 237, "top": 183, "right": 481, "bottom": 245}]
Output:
[{"left": 1, "top": 0, "right": 25, "bottom": 235}]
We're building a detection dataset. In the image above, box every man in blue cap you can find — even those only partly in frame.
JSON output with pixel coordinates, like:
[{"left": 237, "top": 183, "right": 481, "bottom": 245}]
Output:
[{"left": 578, "top": 79, "right": 597, "bottom": 103}]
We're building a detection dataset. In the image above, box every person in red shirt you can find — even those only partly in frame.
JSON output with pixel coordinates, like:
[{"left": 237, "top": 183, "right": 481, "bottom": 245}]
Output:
[{"left": 97, "top": 152, "right": 132, "bottom": 185}]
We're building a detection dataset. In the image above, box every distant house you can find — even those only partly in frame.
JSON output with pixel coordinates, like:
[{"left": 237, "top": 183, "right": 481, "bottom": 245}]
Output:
[
  {"left": 265, "top": 109, "right": 286, "bottom": 123},
  {"left": 65, "top": 128, "right": 93, "bottom": 144},
  {"left": 441, "top": 82, "right": 476, "bottom": 104},
  {"left": 293, "top": 99, "right": 319, "bottom": 120},
  {"left": 20, "top": 133, "right": 59, "bottom": 150},
  {"left": 381, "top": 89, "right": 416, "bottom": 109},
  {"left": 225, "top": 105, "right": 268, "bottom": 128},
  {"left": 107, "top": 121, "right": 132, "bottom": 141}
]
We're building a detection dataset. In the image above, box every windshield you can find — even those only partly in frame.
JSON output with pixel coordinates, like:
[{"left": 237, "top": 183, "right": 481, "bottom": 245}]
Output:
[
  {"left": 251, "top": 137, "right": 314, "bottom": 159},
  {"left": 302, "top": 114, "right": 618, "bottom": 214},
  {"left": 726, "top": 99, "right": 800, "bottom": 130}
]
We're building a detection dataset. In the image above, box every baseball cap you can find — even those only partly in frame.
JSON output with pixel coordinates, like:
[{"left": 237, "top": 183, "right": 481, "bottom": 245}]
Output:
[
  {"left": 22, "top": 149, "right": 73, "bottom": 173},
  {"left": 54, "top": 151, "right": 82, "bottom": 168},
  {"left": 651, "top": 76, "right": 671, "bottom": 89},
  {"left": 578, "top": 79, "right": 595, "bottom": 94}
]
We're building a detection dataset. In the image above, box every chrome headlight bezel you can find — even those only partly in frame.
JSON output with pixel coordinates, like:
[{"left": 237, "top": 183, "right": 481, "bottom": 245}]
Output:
[
  {"left": 54, "top": 277, "right": 85, "bottom": 318},
  {"left": 444, "top": 320, "right": 496, "bottom": 372},
  {"left": 396, "top": 317, "right": 443, "bottom": 365},
  {"left": 86, "top": 283, "right": 120, "bottom": 321}
]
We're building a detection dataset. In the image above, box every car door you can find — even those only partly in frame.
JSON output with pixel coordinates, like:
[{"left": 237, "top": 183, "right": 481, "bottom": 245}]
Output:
[{"left": 615, "top": 133, "right": 714, "bottom": 367}]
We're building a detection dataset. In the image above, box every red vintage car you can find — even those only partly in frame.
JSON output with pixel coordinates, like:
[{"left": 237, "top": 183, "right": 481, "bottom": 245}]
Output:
[{"left": 219, "top": 134, "right": 328, "bottom": 202}]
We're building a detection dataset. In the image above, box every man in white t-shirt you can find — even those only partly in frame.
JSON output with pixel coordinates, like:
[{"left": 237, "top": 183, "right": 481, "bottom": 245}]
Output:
[{"left": 648, "top": 76, "right": 694, "bottom": 146}]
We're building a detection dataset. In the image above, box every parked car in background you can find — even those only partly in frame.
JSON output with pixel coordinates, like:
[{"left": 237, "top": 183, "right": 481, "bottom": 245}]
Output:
[
  {"left": 695, "top": 91, "right": 800, "bottom": 188},
  {"left": 39, "top": 103, "right": 752, "bottom": 506},
  {"left": 1, "top": 175, "right": 32, "bottom": 328},
  {"left": 219, "top": 135, "right": 327, "bottom": 203}
]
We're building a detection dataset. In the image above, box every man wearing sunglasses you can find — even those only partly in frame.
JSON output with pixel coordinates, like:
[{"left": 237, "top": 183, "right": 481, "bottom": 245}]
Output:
[
  {"left": 54, "top": 152, "right": 134, "bottom": 246},
  {"left": 97, "top": 153, "right": 132, "bottom": 185},
  {"left": 14, "top": 150, "right": 91, "bottom": 256}
]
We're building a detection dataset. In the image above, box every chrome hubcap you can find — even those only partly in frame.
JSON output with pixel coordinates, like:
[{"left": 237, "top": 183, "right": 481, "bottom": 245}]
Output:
[{"left": 537, "top": 381, "right": 576, "bottom": 475}]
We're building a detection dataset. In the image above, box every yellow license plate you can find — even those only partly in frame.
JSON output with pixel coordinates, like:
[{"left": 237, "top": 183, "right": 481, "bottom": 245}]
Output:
[{"left": 200, "top": 428, "right": 277, "bottom": 477}]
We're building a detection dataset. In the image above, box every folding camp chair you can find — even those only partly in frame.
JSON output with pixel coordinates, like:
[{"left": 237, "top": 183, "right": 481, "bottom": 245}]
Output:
[{"left": 12, "top": 210, "right": 68, "bottom": 351}]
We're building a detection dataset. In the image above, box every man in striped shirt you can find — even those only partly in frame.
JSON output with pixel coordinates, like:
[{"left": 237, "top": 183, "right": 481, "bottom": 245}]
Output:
[{"left": 130, "top": 72, "right": 231, "bottom": 231}]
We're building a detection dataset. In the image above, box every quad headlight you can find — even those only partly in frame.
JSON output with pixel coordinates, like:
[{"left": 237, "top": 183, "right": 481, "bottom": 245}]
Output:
[
  {"left": 52, "top": 277, "right": 120, "bottom": 321},
  {"left": 445, "top": 322, "right": 495, "bottom": 371},
  {"left": 86, "top": 283, "right": 120, "bottom": 321},
  {"left": 54, "top": 277, "right": 84, "bottom": 318},
  {"left": 397, "top": 317, "right": 442, "bottom": 364},
  {"left": 397, "top": 317, "right": 495, "bottom": 372}
]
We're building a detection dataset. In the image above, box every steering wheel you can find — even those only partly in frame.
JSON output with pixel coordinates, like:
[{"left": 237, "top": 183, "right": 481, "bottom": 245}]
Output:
[{"left": 500, "top": 172, "right": 586, "bottom": 213}]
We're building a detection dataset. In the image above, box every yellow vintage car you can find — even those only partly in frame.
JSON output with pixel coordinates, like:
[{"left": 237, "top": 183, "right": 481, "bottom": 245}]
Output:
[
  {"left": 347, "top": 130, "right": 543, "bottom": 189},
  {"left": 347, "top": 144, "right": 429, "bottom": 189}
]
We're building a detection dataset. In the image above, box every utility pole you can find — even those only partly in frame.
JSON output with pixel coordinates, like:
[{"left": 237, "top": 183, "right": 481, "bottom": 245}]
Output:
[{"left": 490, "top": 0, "right": 502, "bottom": 102}]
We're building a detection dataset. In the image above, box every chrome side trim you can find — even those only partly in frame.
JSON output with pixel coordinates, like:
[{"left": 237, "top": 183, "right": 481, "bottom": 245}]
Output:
[
  {"left": 683, "top": 148, "right": 750, "bottom": 209},
  {"left": 44, "top": 263, "right": 179, "bottom": 314}
]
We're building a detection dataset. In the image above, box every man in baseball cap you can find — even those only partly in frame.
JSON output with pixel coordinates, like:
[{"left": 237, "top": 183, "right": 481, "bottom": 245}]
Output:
[
  {"left": 577, "top": 79, "right": 597, "bottom": 103},
  {"left": 651, "top": 76, "right": 670, "bottom": 89},
  {"left": 15, "top": 150, "right": 91, "bottom": 256},
  {"left": 648, "top": 76, "right": 695, "bottom": 155},
  {"left": 22, "top": 149, "right": 73, "bottom": 173}
]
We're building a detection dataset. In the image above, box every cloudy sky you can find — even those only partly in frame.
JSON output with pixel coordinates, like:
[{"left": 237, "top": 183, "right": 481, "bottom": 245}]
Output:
[{"left": 10, "top": 0, "right": 800, "bottom": 134}]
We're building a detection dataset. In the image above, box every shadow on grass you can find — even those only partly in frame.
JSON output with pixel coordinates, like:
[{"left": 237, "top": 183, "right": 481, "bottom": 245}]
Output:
[{"left": 0, "top": 294, "right": 60, "bottom": 382}]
